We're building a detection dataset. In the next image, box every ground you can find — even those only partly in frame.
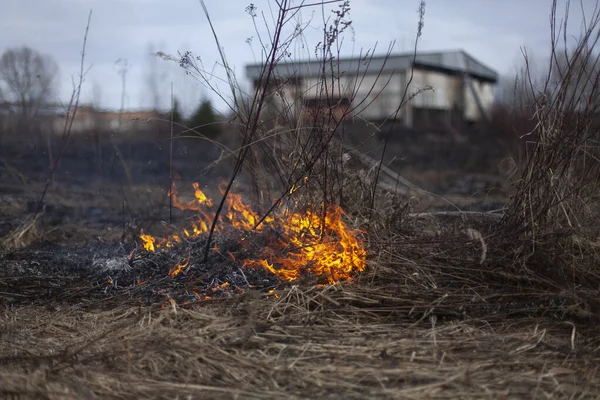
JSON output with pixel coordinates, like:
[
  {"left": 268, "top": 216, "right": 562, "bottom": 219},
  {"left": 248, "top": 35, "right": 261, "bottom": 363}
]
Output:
[
  {"left": 1, "top": 131, "right": 599, "bottom": 399},
  {"left": 2, "top": 285, "right": 599, "bottom": 399}
]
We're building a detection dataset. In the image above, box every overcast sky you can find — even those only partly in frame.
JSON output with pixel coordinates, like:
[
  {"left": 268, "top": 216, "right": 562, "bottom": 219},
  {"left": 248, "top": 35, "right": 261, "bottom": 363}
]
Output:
[{"left": 1, "top": 0, "right": 595, "bottom": 115}]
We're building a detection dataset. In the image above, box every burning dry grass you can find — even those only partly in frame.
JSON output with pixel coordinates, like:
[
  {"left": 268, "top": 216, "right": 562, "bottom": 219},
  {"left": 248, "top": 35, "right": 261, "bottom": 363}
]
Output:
[
  {"left": 1, "top": 284, "right": 599, "bottom": 400},
  {"left": 139, "top": 181, "right": 367, "bottom": 284},
  {"left": 1, "top": 212, "right": 600, "bottom": 399},
  {"left": 2, "top": 147, "right": 600, "bottom": 398},
  {"left": 1, "top": 202, "right": 600, "bottom": 398},
  {"left": 2, "top": 202, "right": 599, "bottom": 398}
]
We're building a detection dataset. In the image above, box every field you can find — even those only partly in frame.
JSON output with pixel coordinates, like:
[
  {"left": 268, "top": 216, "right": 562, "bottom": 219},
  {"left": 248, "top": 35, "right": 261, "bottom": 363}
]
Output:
[
  {"left": 2, "top": 0, "right": 600, "bottom": 398},
  {"left": 3, "top": 292, "right": 598, "bottom": 399},
  {"left": 1, "top": 123, "right": 599, "bottom": 399}
]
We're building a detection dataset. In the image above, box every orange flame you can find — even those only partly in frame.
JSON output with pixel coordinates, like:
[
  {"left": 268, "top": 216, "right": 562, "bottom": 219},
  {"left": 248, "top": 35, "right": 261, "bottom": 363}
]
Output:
[
  {"left": 137, "top": 277, "right": 150, "bottom": 285},
  {"left": 170, "top": 181, "right": 213, "bottom": 210},
  {"left": 140, "top": 234, "right": 156, "bottom": 252},
  {"left": 139, "top": 182, "right": 366, "bottom": 284},
  {"left": 244, "top": 205, "right": 366, "bottom": 283},
  {"left": 211, "top": 282, "right": 230, "bottom": 292},
  {"left": 169, "top": 257, "right": 190, "bottom": 278}
]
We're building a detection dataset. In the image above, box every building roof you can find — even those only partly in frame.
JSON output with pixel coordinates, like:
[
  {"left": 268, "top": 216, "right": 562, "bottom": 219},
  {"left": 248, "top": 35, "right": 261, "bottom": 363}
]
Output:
[{"left": 246, "top": 50, "right": 498, "bottom": 83}]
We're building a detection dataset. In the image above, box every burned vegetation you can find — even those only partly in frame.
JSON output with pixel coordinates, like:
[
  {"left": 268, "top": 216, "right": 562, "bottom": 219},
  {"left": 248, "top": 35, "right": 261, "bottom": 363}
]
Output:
[
  {"left": 1, "top": 181, "right": 367, "bottom": 308},
  {"left": 1, "top": 0, "right": 600, "bottom": 399}
]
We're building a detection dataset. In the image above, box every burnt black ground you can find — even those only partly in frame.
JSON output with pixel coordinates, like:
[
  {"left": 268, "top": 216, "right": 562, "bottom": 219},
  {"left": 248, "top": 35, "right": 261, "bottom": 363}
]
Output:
[
  {"left": 0, "top": 233, "right": 280, "bottom": 309},
  {"left": 0, "top": 127, "right": 512, "bottom": 311}
]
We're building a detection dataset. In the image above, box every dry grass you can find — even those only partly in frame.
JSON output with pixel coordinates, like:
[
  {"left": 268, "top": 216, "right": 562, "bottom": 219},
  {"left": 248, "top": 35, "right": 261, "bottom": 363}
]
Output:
[
  {"left": 1, "top": 283, "right": 599, "bottom": 400},
  {"left": 0, "top": 212, "right": 43, "bottom": 251},
  {"left": 503, "top": 0, "right": 600, "bottom": 238},
  {"left": 2, "top": 178, "right": 600, "bottom": 399},
  {"left": 1, "top": 210, "right": 600, "bottom": 399},
  {"left": 2, "top": 197, "right": 599, "bottom": 398},
  {"left": 2, "top": 1, "right": 600, "bottom": 398}
]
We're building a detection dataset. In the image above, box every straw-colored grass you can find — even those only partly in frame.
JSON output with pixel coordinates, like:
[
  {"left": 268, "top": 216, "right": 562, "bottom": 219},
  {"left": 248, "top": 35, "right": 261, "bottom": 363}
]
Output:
[
  {"left": 0, "top": 212, "right": 43, "bottom": 251},
  {"left": 2, "top": 282, "right": 599, "bottom": 400},
  {"left": 2, "top": 1, "right": 600, "bottom": 398},
  {"left": 1, "top": 183, "right": 599, "bottom": 399}
]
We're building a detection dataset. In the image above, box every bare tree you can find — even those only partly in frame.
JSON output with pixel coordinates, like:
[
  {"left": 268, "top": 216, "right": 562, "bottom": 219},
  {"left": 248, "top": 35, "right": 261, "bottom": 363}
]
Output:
[{"left": 0, "top": 46, "right": 59, "bottom": 121}]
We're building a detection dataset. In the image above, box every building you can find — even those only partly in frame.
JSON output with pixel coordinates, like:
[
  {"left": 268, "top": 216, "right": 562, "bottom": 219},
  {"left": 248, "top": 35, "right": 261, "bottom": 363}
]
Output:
[
  {"left": 50, "top": 106, "right": 167, "bottom": 137},
  {"left": 245, "top": 50, "right": 498, "bottom": 130},
  {"left": 0, "top": 102, "right": 167, "bottom": 138},
  {"left": 0, "top": 102, "right": 63, "bottom": 133}
]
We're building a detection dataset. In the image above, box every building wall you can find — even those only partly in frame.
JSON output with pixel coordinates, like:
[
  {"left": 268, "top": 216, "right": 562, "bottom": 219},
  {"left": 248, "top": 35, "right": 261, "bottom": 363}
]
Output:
[
  {"left": 297, "top": 72, "right": 407, "bottom": 122},
  {"left": 464, "top": 78, "right": 495, "bottom": 121},
  {"left": 408, "top": 68, "right": 495, "bottom": 124},
  {"left": 300, "top": 74, "right": 356, "bottom": 102},
  {"left": 351, "top": 73, "right": 405, "bottom": 120},
  {"left": 297, "top": 69, "right": 478, "bottom": 124},
  {"left": 409, "top": 68, "right": 463, "bottom": 110},
  {"left": 259, "top": 66, "right": 495, "bottom": 128},
  {"left": 51, "top": 109, "right": 97, "bottom": 134}
]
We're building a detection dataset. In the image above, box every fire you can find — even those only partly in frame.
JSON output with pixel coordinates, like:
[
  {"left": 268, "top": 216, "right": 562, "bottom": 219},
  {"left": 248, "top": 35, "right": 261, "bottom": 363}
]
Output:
[
  {"left": 170, "top": 182, "right": 213, "bottom": 210},
  {"left": 139, "top": 182, "right": 366, "bottom": 284},
  {"left": 211, "top": 282, "right": 230, "bottom": 291},
  {"left": 140, "top": 234, "right": 156, "bottom": 252},
  {"left": 218, "top": 183, "right": 274, "bottom": 230},
  {"left": 169, "top": 257, "right": 190, "bottom": 278},
  {"left": 244, "top": 205, "right": 366, "bottom": 284}
]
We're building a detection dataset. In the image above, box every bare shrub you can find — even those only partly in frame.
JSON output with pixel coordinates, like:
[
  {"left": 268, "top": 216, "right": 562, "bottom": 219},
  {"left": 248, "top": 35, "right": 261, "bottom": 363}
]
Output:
[
  {"left": 173, "top": 0, "right": 426, "bottom": 261},
  {"left": 504, "top": 0, "right": 600, "bottom": 237}
]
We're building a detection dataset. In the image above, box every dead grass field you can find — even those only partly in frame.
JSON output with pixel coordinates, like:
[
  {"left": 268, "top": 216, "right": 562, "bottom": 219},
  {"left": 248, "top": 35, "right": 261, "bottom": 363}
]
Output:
[
  {"left": 2, "top": 283, "right": 598, "bottom": 399},
  {"left": 2, "top": 1, "right": 600, "bottom": 397},
  {"left": 1, "top": 201, "right": 599, "bottom": 399}
]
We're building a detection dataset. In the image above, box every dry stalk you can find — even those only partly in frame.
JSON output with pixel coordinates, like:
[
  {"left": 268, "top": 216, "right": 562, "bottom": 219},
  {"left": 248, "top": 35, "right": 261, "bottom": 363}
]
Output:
[
  {"left": 1, "top": 11, "right": 92, "bottom": 250},
  {"left": 0, "top": 211, "right": 43, "bottom": 250},
  {"left": 370, "top": 0, "right": 426, "bottom": 219},
  {"left": 504, "top": 0, "right": 600, "bottom": 237},
  {"left": 178, "top": 1, "right": 403, "bottom": 267}
]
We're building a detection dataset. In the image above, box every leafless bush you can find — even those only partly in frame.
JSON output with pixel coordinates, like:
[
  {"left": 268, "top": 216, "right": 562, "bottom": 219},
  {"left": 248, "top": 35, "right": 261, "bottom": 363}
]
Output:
[
  {"left": 503, "top": 0, "right": 600, "bottom": 237},
  {"left": 176, "top": 0, "right": 425, "bottom": 260}
]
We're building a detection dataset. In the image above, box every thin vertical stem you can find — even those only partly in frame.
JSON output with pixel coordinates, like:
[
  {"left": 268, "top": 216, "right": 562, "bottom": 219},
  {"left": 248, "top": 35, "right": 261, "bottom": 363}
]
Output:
[{"left": 169, "top": 82, "right": 174, "bottom": 225}]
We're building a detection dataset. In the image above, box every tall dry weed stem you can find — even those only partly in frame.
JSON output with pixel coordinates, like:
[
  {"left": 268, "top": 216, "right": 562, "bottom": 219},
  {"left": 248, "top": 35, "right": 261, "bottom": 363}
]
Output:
[
  {"left": 505, "top": 0, "right": 600, "bottom": 238},
  {"left": 177, "top": 0, "right": 424, "bottom": 262}
]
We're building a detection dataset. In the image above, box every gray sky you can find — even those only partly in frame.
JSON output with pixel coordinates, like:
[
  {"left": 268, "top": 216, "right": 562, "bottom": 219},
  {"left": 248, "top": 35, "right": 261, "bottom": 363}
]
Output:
[{"left": 1, "top": 0, "right": 595, "bottom": 115}]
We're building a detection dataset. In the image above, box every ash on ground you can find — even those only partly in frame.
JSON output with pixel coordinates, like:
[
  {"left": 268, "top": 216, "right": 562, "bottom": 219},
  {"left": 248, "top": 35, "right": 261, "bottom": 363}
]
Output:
[{"left": 0, "top": 231, "right": 280, "bottom": 307}]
